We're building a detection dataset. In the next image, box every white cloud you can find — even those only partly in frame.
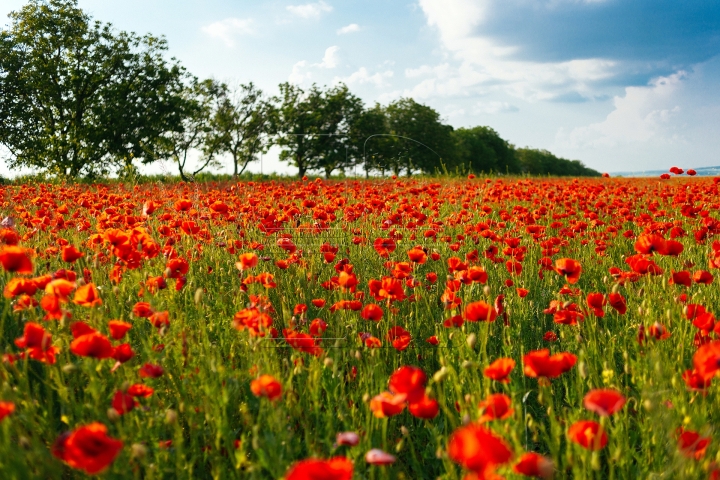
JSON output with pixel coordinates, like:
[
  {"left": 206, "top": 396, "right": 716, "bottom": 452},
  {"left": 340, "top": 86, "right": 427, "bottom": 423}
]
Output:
[
  {"left": 335, "top": 67, "right": 394, "bottom": 88},
  {"left": 557, "top": 72, "right": 685, "bottom": 148},
  {"left": 475, "top": 101, "right": 519, "bottom": 114},
  {"left": 337, "top": 23, "right": 361, "bottom": 35},
  {"left": 288, "top": 60, "right": 312, "bottom": 84},
  {"left": 414, "top": 0, "right": 618, "bottom": 102},
  {"left": 201, "top": 18, "right": 254, "bottom": 47},
  {"left": 319, "top": 46, "right": 340, "bottom": 69},
  {"left": 287, "top": 1, "right": 333, "bottom": 19}
]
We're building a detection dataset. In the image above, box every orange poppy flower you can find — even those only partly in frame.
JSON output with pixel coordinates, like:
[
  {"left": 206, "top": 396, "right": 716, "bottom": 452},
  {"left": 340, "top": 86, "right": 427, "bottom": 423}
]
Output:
[
  {"left": 73, "top": 283, "right": 102, "bottom": 308},
  {"left": 0, "top": 245, "right": 33, "bottom": 274},
  {"left": 285, "top": 457, "right": 353, "bottom": 480},
  {"left": 554, "top": 258, "right": 582, "bottom": 284},
  {"left": 370, "top": 391, "right": 406, "bottom": 418},
  {"left": 51, "top": 422, "right": 123, "bottom": 475},
  {"left": 251, "top": 375, "right": 282, "bottom": 402},
  {"left": 45, "top": 279, "right": 76, "bottom": 300},
  {"left": 583, "top": 389, "right": 626, "bottom": 416},
  {"left": 127, "top": 384, "right": 154, "bottom": 398},
  {"left": 236, "top": 253, "right": 258, "bottom": 271},
  {"left": 568, "top": 420, "right": 607, "bottom": 450}
]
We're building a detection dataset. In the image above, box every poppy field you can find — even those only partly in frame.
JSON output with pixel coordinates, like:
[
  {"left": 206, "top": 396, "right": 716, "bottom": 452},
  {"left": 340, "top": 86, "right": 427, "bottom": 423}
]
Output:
[{"left": 1, "top": 174, "right": 720, "bottom": 479}]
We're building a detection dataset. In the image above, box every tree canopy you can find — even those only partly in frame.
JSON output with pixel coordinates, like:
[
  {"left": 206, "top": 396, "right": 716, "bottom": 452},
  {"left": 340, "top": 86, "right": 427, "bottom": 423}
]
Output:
[{"left": 0, "top": 0, "right": 187, "bottom": 178}]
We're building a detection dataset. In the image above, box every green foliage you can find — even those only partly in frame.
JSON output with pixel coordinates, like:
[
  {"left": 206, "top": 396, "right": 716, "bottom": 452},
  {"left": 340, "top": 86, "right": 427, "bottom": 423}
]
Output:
[
  {"left": 0, "top": 0, "right": 187, "bottom": 178},
  {"left": 384, "top": 98, "right": 455, "bottom": 176},
  {"left": 452, "top": 126, "right": 521, "bottom": 174},
  {"left": 209, "top": 82, "right": 277, "bottom": 177},
  {"left": 516, "top": 148, "right": 602, "bottom": 177}
]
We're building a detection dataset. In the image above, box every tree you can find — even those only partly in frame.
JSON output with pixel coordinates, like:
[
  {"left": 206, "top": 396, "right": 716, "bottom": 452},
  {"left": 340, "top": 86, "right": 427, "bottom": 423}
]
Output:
[
  {"left": 310, "top": 83, "right": 364, "bottom": 179},
  {"left": 452, "top": 126, "right": 521, "bottom": 175},
  {"left": 0, "top": 0, "right": 187, "bottom": 178},
  {"left": 354, "top": 104, "right": 393, "bottom": 177},
  {"left": 157, "top": 78, "right": 225, "bottom": 182},
  {"left": 515, "top": 148, "right": 601, "bottom": 177},
  {"left": 209, "top": 82, "right": 276, "bottom": 178},
  {"left": 275, "top": 82, "right": 323, "bottom": 178},
  {"left": 384, "top": 98, "right": 454, "bottom": 176}
]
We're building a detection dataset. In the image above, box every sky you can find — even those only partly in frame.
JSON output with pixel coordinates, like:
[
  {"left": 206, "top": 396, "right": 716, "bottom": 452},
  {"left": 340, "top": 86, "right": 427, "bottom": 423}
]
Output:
[{"left": 2, "top": 0, "right": 720, "bottom": 176}]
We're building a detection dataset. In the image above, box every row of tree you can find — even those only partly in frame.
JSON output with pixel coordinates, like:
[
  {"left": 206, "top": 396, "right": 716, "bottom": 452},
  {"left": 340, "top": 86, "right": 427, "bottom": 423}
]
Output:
[{"left": 0, "top": 0, "right": 600, "bottom": 180}]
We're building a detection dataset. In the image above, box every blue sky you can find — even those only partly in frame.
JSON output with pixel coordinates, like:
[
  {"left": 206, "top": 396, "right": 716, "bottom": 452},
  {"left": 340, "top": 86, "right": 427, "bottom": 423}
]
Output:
[{"left": 2, "top": 0, "right": 720, "bottom": 175}]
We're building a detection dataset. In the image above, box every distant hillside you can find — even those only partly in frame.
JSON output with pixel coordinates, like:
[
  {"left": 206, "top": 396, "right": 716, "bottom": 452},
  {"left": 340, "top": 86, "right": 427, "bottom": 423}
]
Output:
[{"left": 611, "top": 166, "right": 720, "bottom": 177}]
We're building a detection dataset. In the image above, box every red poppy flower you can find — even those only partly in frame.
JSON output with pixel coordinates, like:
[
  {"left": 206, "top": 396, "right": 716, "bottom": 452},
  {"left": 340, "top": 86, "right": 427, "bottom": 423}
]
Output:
[
  {"left": 408, "top": 394, "right": 439, "bottom": 419},
  {"left": 236, "top": 252, "right": 258, "bottom": 271},
  {"left": 108, "top": 320, "right": 132, "bottom": 340},
  {"left": 127, "top": 384, "right": 154, "bottom": 398},
  {"left": 389, "top": 366, "right": 426, "bottom": 402},
  {"left": 608, "top": 293, "right": 627, "bottom": 314},
  {"left": 669, "top": 270, "right": 692, "bottom": 287},
  {"left": 554, "top": 258, "right": 582, "bottom": 284},
  {"left": 514, "top": 452, "right": 554, "bottom": 478},
  {"left": 693, "top": 341, "right": 720, "bottom": 380},
  {"left": 285, "top": 457, "right": 353, "bottom": 480},
  {"left": 138, "top": 363, "right": 164, "bottom": 378},
  {"left": 70, "top": 333, "right": 114, "bottom": 359},
  {"left": 111, "top": 391, "right": 137, "bottom": 415},
  {"left": 677, "top": 427, "right": 711, "bottom": 460},
  {"left": 583, "top": 389, "right": 626, "bottom": 416},
  {"left": 361, "top": 303, "right": 383, "bottom": 321},
  {"left": 586, "top": 292, "right": 606, "bottom": 317},
  {"left": 0, "top": 246, "right": 33, "bottom": 274},
  {"left": 464, "top": 301, "right": 497, "bottom": 322},
  {"left": 61, "top": 245, "right": 84, "bottom": 263},
  {"left": 523, "top": 349, "right": 577, "bottom": 379},
  {"left": 387, "top": 326, "right": 412, "bottom": 351},
  {"left": 478, "top": 394, "right": 513, "bottom": 422},
  {"left": 483, "top": 357, "right": 516, "bottom": 383},
  {"left": 373, "top": 238, "right": 396, "bottom": 257},
  {"left": 448, "top": 423, "right": 513, "bottom": 475},
  {"left": 250, "top": 374, "right": 282, "bottom": 401},
  {"left": 52, "top": 422, "right": 123, "bottom": 474},
  {"left": 0, "top": 401, "right": 15, "bottom": 422},
  {"left": 568, "top": 420, "right": 607, "bottom": 450}
]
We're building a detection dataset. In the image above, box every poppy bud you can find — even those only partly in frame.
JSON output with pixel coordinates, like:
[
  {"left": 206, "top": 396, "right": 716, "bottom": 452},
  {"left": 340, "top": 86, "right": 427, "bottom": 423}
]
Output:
[
  {"left": 107, "top": 408, "right": 121, "bottom": 422},
  {"left": 194, "top": 288, "right": 204, "bottom": 304},
  {"left": 466, "top": 333, "right": 477, "bottom": 350},
  {"left": 19, "top": 436, "right": 31, "bottom": 450},
  {"left": 354, "top": 350, "right": 362, "bottom": 360},
  {"left": 483, "top": 286, "right": 491, "bottom": 296},
  {"left": 165, "top": 409, "right": 178, "bottom": 424},
  {"left": 62, "top": 364, "right": 77, "bottom": 374},
  {"left": 362, "top": 393, "right": 370, "bottom": 403},
  {"left": 76, "top": 278, "right": 86, "bottom": 287},
  {"left": 112, "top": 286, "right": 120, "bottom": 296},
  {"left": 433, "top": 367, "right": 448, "bottom": 383},
  {"left": 462, "top": 413, "right": 470, "bottom": 425},
  {"left": 323, "top": 357, "right": 334, "bottom": 368},
  {"left": 131, "top": 443, "right": 148, "bottom": 459},
  {"left": 611, "top": 283, "right": 619, "bottom": 294},
  {"left": 579, "top": 361, "right": 587, "bottom": 378}
]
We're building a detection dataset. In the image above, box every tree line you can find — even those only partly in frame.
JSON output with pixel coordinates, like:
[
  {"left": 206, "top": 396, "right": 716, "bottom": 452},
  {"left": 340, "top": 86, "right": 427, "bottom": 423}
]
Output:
[{"left": 0, "top": 0, "right": 600, "bottom": 180}]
